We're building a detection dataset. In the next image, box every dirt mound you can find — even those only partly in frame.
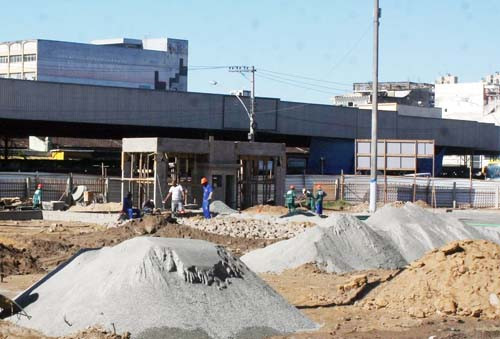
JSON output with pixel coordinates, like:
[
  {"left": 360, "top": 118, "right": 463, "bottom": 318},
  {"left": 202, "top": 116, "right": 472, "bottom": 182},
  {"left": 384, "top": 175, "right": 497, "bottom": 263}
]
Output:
[
  {"left": 363, "top": 239, "right": 500, "bottom": 319},
  {"left": 0, "top": 320, "right": 130, "bottom": 338},
  {"left": 244, "top": 205, "right": 290, "bottom": 216},
  {"left": 0, "top": 243, "right": 40, "bottom": 275}
]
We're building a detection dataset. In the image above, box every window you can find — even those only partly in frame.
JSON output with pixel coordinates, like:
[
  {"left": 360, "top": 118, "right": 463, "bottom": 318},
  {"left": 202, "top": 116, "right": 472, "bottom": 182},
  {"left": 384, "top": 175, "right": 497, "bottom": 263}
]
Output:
[
  {"left": 23, "top": 72, "right": 36, "bottom": 80},
  {"left": 9, "top": 55, "right": 22, "bottom": 63},
  {"left": 9, "top": 73, "right": 22, "bottom": 79},
  {"left": 23, "top": 54, "right": 36, "bottom": 62},
  {"left": 0, "top": 74, "right": 7, "bottom": 78},
  {"left": 0, "top": 56, "right": 7, "bottom": 63}
]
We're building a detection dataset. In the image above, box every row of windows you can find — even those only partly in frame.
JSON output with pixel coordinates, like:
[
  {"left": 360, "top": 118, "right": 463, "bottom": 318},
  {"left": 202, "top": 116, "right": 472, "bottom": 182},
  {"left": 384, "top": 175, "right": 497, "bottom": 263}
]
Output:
[
  {"left": 0, "top": 72, "right": 36, "bottom": 80},
  {"left": 0, "top": 54, "right": 37, "bottom": 63}
]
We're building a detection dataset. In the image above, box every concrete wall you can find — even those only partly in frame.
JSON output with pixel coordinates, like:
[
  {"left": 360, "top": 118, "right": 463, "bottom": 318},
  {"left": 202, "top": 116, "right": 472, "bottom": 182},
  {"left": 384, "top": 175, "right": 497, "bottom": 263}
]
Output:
[{"left": 1, "top": 78, "right": 500, "bottom": 152}]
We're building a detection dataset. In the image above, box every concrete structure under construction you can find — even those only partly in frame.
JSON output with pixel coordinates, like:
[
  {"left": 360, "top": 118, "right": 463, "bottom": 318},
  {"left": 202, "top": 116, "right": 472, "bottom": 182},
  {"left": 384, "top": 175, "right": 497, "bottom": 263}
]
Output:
[
  {"left": 121, "top": 137, "right": 286, "bottom": 209},
  {"left": 0, "top": 38, "right": 188, "bottom": 90}
]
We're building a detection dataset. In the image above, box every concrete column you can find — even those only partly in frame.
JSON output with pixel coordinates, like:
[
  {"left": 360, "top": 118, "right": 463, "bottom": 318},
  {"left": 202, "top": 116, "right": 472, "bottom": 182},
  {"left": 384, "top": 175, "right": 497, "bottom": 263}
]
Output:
[
  {"left": 121, "top": 153, "right": 131, "bottom": 203},
  {"left": 154, "top": 153, "right": 168, "bottom": 209},
  {"left": 275, "top": 155, "right": 286, "bottom": 206}
]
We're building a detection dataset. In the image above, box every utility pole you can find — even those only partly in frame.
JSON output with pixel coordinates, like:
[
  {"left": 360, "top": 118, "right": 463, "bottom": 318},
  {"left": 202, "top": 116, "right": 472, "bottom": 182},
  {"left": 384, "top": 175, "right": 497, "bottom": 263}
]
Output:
[
  {"left": 228, "top": 66, "right": 257, "bottom": 142},
  {"left": 369, "top": 0, "right": 380, "bottom": 213}
]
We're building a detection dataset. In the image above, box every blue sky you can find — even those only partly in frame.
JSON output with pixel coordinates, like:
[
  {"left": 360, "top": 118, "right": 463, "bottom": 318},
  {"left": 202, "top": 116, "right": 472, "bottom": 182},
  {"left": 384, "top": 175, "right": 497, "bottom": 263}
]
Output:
[{"left": 2, "top": 0, "right": 498, "bottom": 104}]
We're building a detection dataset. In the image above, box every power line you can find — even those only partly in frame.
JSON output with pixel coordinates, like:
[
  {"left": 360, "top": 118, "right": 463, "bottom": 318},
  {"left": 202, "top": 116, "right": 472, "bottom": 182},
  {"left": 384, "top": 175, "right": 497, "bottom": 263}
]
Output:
[
  {"left": 257, "top": 71, "right": 350, "bottom": 91},
  {"left": 259, "top": 69, "right": 351, "bottom": 86},
  {"left": 256, "top": 72, "right": 347, "bottom": 95}
]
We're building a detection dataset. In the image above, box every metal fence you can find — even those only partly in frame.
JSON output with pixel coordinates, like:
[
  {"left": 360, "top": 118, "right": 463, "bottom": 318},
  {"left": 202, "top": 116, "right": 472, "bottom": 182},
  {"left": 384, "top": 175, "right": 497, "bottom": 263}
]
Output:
[{"left": 286, "top": 174, "right": 500, "bottom": 209}]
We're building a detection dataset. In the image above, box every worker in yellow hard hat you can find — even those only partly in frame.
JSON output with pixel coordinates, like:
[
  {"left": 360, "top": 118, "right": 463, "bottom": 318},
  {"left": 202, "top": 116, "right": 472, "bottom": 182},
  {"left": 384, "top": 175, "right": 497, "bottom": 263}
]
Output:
[{"left": 201, "top": 177, "right": 213, "bottom": 219}]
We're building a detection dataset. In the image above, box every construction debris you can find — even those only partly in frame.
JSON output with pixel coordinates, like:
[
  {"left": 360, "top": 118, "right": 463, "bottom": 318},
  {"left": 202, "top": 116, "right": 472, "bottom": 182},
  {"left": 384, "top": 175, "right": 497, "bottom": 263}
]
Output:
[
  {"left": 363, "top": 240, "right": 500, "bottom": 319},
  {"left": 241, "top": 214, "right": 406, "bottom": 273},
  {"left": 9, "top": 237, "right": 317, "bottom": 338}
]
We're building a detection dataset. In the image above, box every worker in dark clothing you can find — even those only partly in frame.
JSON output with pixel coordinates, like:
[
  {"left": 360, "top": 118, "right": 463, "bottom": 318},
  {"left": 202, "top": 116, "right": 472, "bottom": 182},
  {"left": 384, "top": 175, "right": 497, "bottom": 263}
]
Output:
[
  {"left": 122, "top": 192, "right": 140, "bottom": 219},
  {"left": 315, "top": 185, "right": 327, "bottom": 215}
]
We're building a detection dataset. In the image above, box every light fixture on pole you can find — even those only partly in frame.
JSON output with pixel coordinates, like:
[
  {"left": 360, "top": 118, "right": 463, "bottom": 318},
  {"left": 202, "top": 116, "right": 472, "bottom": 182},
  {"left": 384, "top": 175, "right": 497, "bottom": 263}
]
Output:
[
  {"left": 369, "top": 0, "right": 380, "bottom": 213},
  {"left": 228, "top": 66, "right": 257, "bottom": 142}
]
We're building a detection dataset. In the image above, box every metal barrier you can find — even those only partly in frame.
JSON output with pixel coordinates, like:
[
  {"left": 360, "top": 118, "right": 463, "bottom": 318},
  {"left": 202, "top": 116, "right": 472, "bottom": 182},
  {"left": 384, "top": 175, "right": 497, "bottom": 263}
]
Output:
[{"left": 286, "top": 174, "right": 500, "bottom": 209}]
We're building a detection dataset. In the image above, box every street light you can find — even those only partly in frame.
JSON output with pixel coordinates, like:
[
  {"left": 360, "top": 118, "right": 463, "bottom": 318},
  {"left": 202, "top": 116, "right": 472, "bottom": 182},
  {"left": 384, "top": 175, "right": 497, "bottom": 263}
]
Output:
[{"left": 209, "top": 80, "right": 256, "bottom": 142}]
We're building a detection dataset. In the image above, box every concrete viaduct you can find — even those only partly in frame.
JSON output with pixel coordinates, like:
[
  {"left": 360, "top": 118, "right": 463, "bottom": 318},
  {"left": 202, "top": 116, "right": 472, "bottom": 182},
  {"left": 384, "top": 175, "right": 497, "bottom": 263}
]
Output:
[{"left": 0, "top": 78, "right": 499, "bottom": 155}]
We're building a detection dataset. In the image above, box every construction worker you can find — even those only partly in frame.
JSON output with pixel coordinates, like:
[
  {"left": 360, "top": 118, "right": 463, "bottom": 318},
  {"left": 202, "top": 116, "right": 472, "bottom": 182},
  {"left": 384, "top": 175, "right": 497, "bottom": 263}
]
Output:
[
  {"left": 163, "top": 179, "right": 185, "bottom": 216},
  {"left": 201, "top": 177, "right": 213, "bottom": 219},
  {"left": 315, "top": 184, "right": 327, "bottom": 215},
  {"left": 33, "top": 184, "right": 43, "bottom": 209},
  {"left": 285, "top": 185, "right": 296, "bottom": 213},
  {"left": 302, "top": 187, "right": 315, "bottom": 211}
]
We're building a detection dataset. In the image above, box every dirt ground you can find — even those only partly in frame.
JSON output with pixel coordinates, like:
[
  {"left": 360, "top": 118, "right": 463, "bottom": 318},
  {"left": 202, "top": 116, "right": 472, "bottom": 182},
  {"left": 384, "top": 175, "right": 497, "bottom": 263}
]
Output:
[
  {"left": 2, "top": 214, "right": 500, "bottom": 338},
  {"left": 262, "top": 265, "right": 500, "bottom": 339}
]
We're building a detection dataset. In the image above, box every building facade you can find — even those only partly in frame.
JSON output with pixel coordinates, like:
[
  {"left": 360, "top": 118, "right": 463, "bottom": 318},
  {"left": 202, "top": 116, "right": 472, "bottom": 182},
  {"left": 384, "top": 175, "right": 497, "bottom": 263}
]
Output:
[{"left": 0, "top": 37, "right": 188, "bottom": 91}]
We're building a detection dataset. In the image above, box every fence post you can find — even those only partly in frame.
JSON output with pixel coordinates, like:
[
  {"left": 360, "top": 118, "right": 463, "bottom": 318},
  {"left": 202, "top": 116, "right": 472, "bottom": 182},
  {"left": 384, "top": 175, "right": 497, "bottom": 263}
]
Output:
[
  {"left": 496, "top": 185, "right": 499, "bottom": 209},
  {"left": 335, "top": 178, "right": 340, "bottom": 200},
  {"left": 452, "top": 182, "right": 457, "bottom": 209},
  {"left": 340, "top": 173, "right": 345, "bottom": 200},
  {"left": 105, "top": 177, "right": 109, "bottom": 203},
  {"left": 25, "top": 177, "right": 31, "bottom": 200}
]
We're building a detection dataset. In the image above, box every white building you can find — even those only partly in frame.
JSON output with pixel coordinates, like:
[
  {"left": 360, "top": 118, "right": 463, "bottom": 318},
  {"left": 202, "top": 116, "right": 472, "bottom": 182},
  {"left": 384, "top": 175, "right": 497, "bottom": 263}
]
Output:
[
  {"left": 434, "top": 74, "right": 500, "bottom": 126},
  {"left": 0, "top": 37, "right": 188, "bottom": 91}
]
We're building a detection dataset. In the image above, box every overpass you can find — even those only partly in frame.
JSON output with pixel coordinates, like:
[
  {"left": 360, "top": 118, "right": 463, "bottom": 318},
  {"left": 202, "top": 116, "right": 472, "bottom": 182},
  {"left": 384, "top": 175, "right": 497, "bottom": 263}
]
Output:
[{"left": 0, "top": 77, "right": 499, "bottom": 155}]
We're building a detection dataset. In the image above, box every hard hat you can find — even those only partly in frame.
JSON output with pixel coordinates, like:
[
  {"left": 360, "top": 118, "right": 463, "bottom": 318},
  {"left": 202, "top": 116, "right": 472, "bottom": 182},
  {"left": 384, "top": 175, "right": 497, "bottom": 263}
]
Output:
[
  {"left": 317, "top": 184, "right": 322, "bottom": 189},
  {"left": 290, "top": 185, "right": 295, "bottom": 189},
  {"left": 37, "top": 184, "right": 43, "bottom": 188},
  {"left": 201, "top": 177, "right": 208, "bottom": 184}
]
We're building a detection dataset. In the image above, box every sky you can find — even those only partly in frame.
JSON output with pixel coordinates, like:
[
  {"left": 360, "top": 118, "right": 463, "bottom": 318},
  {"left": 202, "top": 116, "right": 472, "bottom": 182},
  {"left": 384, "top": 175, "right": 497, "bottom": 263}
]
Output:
[{"left": 2, "top": 0, "right": 499, "bottom": 105}]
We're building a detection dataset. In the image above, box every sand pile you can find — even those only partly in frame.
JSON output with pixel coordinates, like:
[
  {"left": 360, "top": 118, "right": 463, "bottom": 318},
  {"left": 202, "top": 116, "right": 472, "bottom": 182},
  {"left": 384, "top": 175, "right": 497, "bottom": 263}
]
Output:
[
  {"left": 69, "top": 202, "right": 122, "bottom": 213},
  {"left": 241, "top": 214, "right": 406, "bottom": 273},
  {"left": 363, "top": 240, "right": 500, "bottom": 319},
  {"left": 366, "top": 203, "right": 500, "bottom": 262},
  {"left": 9, "top": 237, "right": 316, "bottom": 339},
  {"left": 244, "top": 205, "right": 290, "bottom": 216},
  {"left": 209, "top": 201, "right": 238, "bottom": 215}
]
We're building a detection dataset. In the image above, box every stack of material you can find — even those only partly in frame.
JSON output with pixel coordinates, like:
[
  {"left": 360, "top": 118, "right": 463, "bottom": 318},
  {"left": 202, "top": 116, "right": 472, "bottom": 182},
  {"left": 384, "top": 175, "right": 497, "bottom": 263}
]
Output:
[
  {"left": 363, "top": 240, "right": 500, "bottom": 319},
  {"left": 366, "top": 203, "right": 500, "bottom": 262},
  {"left": 241, "top": 214, "right": 406, "bottom": 273},
  {"left": 9, "top": 237, "right": 316, "bottom": 339}
]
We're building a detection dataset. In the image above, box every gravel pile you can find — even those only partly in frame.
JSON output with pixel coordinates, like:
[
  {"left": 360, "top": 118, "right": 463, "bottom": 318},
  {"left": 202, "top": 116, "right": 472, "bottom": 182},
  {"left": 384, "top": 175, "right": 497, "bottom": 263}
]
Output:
[
  {"left": 241, "top": 214, "right": 406, "bottom": 273},
  {"left": 209, "top": 201, "right": 238, "bottom": 215},
  {"left": 366, "top": 203, "right": 500, "bottom": 262},
  {"left": 180, "top": 215, "right": 317, "bottom": 239},
  {"left": 9, "top": 237, "right": 316, "bottom": 339}
]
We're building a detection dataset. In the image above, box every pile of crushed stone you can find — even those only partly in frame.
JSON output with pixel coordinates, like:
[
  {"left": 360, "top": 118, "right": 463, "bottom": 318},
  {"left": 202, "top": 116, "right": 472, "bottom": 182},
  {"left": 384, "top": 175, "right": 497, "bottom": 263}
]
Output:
[
  {"left": 363, "top": 240, "right": 500, "bottom": 319},
  {"left": 366, "top": 203, "right": 500, "bottom": 262},
  {"left": 179, "top": 215, "right": 315, "bottom": 239},
  {"left": 241, "top": 214, "right": 406, "bottom": 273},
  {"left": 210, "top": 200, "right": 238, "bottom": 215},
  {"left": 9, "top": 237, "right": 316, "bottom": 339}
]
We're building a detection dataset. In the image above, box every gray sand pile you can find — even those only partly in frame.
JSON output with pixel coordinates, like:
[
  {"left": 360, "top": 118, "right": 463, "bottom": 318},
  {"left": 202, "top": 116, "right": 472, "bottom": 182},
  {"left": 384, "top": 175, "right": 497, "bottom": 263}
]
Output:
[
  {"left": 9, "top": 237, "right": 316, "bottom": 339},
  {"left": 366, "top": 203, "right": 500, "bottom": 262},
  {"left": 241, "top": 214, "right": 406, "bottom": 273},
  {"left": 209, "top": 200, "right": 238, "bottom": 215}
]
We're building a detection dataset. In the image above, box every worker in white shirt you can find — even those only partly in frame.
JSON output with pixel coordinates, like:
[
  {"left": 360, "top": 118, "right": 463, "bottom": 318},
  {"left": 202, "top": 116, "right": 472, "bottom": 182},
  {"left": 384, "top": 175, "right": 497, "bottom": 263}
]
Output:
[{"left": 163, "top": 179, "right": 185, "bottom": 215}]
